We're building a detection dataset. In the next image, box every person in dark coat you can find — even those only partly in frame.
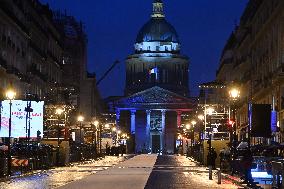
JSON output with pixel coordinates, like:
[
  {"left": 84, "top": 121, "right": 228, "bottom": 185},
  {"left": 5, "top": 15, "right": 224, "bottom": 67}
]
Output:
[
  {"left": 241, "top": 148, "right": 254, "bottom": 185},
  {"left": 211, "top": 148, "right": 217, "bottom": 169}
]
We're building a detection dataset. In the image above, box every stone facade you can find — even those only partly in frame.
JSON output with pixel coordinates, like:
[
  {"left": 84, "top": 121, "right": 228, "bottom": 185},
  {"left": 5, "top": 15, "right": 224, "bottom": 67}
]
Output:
[
  {"left": 216, "top": 0, "right": 284, "bottom": 142},
  {"left": 0, "top": 0, "right": 62, "bottom": 99}
]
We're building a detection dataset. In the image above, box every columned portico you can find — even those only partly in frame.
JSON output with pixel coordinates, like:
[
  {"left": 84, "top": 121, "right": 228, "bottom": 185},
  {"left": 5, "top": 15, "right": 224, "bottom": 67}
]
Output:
[
  {"left": 146, "top": 110, "right": 151, "bottom": 152},
  {"left": 115, "top": 109, "right": 120, "bottom": 129},
  {"left": 130, "top": 110, "right": 136, "bottom": 134},
  {"left": 113, "top": 87, "right": 194, "bottom": 154},
  {"left": 161, "top": 110, "right": 166, "bottom": 152}
]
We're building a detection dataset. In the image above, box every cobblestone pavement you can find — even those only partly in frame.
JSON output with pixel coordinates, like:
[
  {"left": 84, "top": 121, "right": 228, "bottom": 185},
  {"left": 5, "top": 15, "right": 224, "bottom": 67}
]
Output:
[{"left": 145, "top": 155, "right": 243, "bottom": 189}]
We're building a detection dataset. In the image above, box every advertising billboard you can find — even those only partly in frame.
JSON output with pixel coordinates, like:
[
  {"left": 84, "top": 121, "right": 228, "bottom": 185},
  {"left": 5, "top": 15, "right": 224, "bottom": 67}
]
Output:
[{"left": 0, "top": 100, "right": 44, "bottom": 138}]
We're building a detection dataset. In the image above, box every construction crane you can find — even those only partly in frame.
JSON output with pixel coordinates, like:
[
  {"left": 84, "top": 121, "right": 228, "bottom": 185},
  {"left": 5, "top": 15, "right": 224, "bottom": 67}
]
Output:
[{"left": 96, "top": 60, "right": 120, "bottom": 86}]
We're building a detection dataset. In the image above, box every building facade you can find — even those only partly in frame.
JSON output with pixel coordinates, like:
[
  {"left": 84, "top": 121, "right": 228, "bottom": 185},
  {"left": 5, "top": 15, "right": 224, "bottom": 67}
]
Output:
[
  {"left": 0, "top": 0, "right": 62, "bottom": 100},
  {"left": 0, "top": 1, "right": 101, "bottom": 140},
  {"left": 216, "top": 0, "right": 284, "bottom": 143},
  {"left": 52, "top": 11, "right": 101, "bottom": 120},
  {"left": 112, "top": 0, "right": 194, "bottom": 154}
]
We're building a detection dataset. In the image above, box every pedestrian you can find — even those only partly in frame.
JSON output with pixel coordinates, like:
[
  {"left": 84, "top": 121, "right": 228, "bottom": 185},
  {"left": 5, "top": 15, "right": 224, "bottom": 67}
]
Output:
[
  {"left": 241, "top": 148, "right": 254, "bottom": 185},
  {"left": 207, "top": 148, "right": 212, "bottom": 167},
  {"left": 211, "top": 148, "right": 217, "bottom": 169},
  {"left": 219, "top": 149, "right": 224, "bottom": 170}
]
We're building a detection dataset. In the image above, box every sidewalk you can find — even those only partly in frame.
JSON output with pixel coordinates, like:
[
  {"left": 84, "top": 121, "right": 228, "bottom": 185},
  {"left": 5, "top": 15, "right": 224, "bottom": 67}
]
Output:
[
  {"left": 187, "top": 157, "right": 271, "bottom": 189},
  {"left": 0, "top": 155, "right": 132, "bottom": 189},
  {"left": 58, "top": 154, "right": 157, "bottom": 189}
]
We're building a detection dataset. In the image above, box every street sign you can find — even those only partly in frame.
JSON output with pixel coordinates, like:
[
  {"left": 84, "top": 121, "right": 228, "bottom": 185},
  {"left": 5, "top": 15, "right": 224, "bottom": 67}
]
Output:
[{"left": 11, "top": 159, "right": 29, "bottom": 167}]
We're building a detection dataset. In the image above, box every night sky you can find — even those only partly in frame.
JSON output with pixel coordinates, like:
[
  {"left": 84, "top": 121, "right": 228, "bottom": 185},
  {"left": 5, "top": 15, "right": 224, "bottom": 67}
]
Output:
[{"left": 41, "top": 0, "right": 248, "bottom": 97}]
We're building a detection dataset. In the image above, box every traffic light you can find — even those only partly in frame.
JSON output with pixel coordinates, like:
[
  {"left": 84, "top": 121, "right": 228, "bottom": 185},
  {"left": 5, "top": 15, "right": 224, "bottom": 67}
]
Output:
[{"left": 228, "top": 120, "right": 235, "bottom": 126}]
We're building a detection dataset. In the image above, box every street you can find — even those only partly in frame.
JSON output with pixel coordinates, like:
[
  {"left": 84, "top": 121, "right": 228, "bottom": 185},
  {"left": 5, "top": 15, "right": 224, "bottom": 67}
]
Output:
[{"left": 0, "top": 155, "right": 242, "bottom": 189}]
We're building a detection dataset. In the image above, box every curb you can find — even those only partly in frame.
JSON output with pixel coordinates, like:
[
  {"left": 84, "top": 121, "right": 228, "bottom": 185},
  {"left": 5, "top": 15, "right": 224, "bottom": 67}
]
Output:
[{"left": 221, "top": 173, "right": 252, "bottom": 189}]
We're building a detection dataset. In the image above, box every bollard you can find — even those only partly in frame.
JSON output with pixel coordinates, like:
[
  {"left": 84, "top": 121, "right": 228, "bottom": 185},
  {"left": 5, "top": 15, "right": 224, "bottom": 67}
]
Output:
[
  {"left": 272, "top": 173, "right": 276, "bottom": 188},
  {"left": 209, "top": 165, "right": 213, "bottom": 180},
  {"left": 277, "top": 173, "right": 281, "bottom": 188},
  {"left": 217, "top": 169, "right": 221, "bottom": 184}
]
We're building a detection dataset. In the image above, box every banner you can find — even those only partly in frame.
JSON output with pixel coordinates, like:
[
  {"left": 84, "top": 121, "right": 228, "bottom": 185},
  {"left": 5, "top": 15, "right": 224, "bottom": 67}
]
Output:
[
  {"left": 0, "top": 100, "right": 44, "bottom": 138},
  {"left": 250, "top": 104, "right": 271, "bottom": 137}
]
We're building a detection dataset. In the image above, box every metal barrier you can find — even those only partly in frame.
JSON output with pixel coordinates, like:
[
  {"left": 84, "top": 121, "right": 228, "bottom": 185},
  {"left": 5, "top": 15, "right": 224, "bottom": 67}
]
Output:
[{"left": 272, "top": 160, "right": 284, "bottom": 189}]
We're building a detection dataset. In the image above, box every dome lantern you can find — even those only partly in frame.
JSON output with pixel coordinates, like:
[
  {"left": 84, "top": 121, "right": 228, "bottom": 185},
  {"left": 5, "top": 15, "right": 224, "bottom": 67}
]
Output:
[{"left": 151, "top": 0, "right": 165, "bottom": 18}]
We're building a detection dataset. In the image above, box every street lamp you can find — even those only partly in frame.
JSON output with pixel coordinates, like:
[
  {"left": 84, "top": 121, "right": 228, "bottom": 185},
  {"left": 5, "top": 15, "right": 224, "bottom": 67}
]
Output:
[
  {"left": 206, "top": 107, "right": 214, "bottom": 167},
  {"left": 207, "top": 107, "right": 214, "bottom": 116},
  {"left": 105, "top": 123, "right": 110, "bottom": 129},
  {"left": 91, "top": 121, "right": 98, "bottom": 158},
  {"left": 94, "top": 120, "right": 102, "bottom": 154},
  {"left": 77, "top": 114, "right": 84, "bottom": 143},
  {"left": 191, "top": 120, "right": 197, "bottom": 147},
  {"left": 229, "top": 88, "right": 240, "bottom": 160},
  {"left": 117, "top": 130, "right": 121, "bottom": 145},
  {"left": 94, "top": 120, "right": 99, "bottom": 127},
  {"left": 198, "top": 114, "right": 204, "bottom": 121},
  {"left": 55, "top": 107, "right": 63, "bottom": 166},
  {"left": 6, "top": 88, "right": 16, "bottom": 176},
  {"left": 112, "top": 127, "right": 117, "bottom": 145},
  {"left": 229, "top": 88, "right": 240, "bottom": 100},
  {"left": 186, "top": 124, "right": 190, "bottom": 130}
]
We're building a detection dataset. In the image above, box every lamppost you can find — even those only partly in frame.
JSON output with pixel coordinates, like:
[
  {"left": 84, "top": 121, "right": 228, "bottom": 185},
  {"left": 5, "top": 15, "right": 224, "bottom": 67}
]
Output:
[
  {"left": 191, "top": 120, "right": 197, "bottom": 147},
  {"left": 117, "top": 130, "right": 121, "bottom": 145},
  {"left": 55, "top": 107, "right": 64, "bottom": 166},
  {"left": 206, "top": 107, "right": 214, "bottom": 151},
  {"left": 6, "top": 88, "right": 16, "bottom": 176},
  {"left": 93, "top": 120, "right": 99, "bottom": 156},
  {"left": 112, "top": 127, "right": 117, "bottom": 145},
  {"left": 77, "top": 114, "right": 84, "bottom": 143},
  {"left": 197, "top": 114, "right": 204, "bottom": 162},
  {"left": 229, "top": 88, "right": 240, "bottom": 160}
]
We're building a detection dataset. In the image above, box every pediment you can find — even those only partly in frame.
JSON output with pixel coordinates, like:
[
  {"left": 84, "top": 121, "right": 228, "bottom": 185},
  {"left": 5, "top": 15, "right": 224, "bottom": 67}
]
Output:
[{"left": 117, "top": 86, "right": 191, "bottom": 104}]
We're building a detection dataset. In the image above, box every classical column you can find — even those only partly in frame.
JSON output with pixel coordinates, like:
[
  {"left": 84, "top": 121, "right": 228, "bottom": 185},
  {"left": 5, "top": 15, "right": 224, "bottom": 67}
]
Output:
[
  {"left": 176, "top": 111, "right": 182, "bottom": 128},
  {"left": 115, "top": 109, "right": 120, "bottom": 129},
  {"left": 130, "top": 110, "right": 136, "bottom": 134},
  {"left": 146, "top": 110, "right": 151, "bottom": 152},
  {"left": 161, "top": 110, "right": 166, "bottom": 152}
]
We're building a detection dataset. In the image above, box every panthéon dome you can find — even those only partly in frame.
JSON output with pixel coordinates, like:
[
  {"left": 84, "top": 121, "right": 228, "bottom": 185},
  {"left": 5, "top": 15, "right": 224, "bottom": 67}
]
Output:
[{"left": 136, "top": 18, "right": 179, "bottom": 43}]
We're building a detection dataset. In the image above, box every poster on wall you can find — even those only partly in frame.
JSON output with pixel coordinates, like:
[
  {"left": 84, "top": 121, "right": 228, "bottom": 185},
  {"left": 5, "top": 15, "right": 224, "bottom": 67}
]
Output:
[{"left": 0, "top": 100, "right": 44, "bottom": 138}]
